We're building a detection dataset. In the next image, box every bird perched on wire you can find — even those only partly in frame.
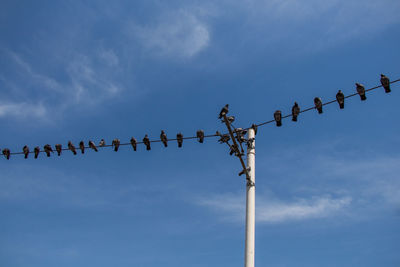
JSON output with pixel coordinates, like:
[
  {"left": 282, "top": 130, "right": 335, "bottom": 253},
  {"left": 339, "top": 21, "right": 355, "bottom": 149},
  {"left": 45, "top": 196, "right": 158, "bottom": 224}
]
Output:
[
  {"left": 292, "top": 102, "right": 300, "bottom": 121},
  {"left": 218, "top": 134, "right": 230, "bottom": 144},
  {"left": 112, "top": 139, "right": 120, "bottom": 152},
  {"left": 274, "top": 110, "right": 282, "bottom": 127},
  {"left": 356, "top": 83, "right": 366, "bottom": 100},
  {"left": 23, "top": 145, "right": 29, "bottom": 159},
  {"left": 130, "top": 137, "right": 137, "bottom": 151},
  {"left": 234, "top": 128, "right": 247, "bottom": 144},
  {"left": 55, "top": 144, "right": 62, "bottom": 156},
  {"left": 34, "top": 146, "right": 40, "bottom": 158},
  {"left": 229, "top": 144, "right": 239, "bottom": 156},
  {"left": 99, "top": 139, "right": 106, "bottom": 147},
  {"left": 143, "top": 135, "right": 151, "bottom": 150},
  {"left": 89, "top": 141, "right": 98, "bottom": 152},
  {"left": 225, "top": 116, "right": 235, "bottom": 124},
  {"left": 380, "top": 74, "right": 391, "bottom": 93},
  {"left": 196, "top": 130, "right": 204, "bottom": 143},
  {"left": 314, "top": 97, "right": 323, "bottom": 114},
  {"left": 336, "top": 90, "right": 345, "bottom": 109},
  {"left": 44, "top": 144, "right": 53, "bottom": 157},
  {"left": 177, "top": 133, "right": 183, "bottom": 147},
  {"left": 160, "top": 130, "right": 168, "bottom": 147},
  {"left": 219, "top": 104, "right": 229, "bottom": 119},
  {"left": 2, "top": 148, "right": 10, "bottom": 160},
  {"left": 79, "top": 141, "right": 85, "bottom": 154},
  {"left": 68, "top": 141, "right": 77, "bottom": 155}
]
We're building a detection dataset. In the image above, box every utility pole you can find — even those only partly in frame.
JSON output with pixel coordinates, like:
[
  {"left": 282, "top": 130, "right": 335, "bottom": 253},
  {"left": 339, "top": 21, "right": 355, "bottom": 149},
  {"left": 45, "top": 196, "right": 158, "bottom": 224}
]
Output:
[{"left": 245, "top": 128, "right": 255, "bottom": 267}]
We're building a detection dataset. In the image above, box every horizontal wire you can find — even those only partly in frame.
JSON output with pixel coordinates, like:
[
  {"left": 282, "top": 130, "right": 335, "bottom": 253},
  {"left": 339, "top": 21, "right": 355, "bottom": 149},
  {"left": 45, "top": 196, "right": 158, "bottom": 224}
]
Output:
[
  {"left": 4, "top": 77, "right": 399, "bottom": 157},
  {"left": 8, "top": 133, "right": 220, "bottom": 156},
  {"left": 249, "top": 78, "right": 400, "bottom": 129}
]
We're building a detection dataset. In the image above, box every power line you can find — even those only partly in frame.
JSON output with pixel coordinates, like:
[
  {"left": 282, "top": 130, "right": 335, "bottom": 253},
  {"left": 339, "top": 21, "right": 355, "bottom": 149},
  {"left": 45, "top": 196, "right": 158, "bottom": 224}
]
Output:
[
  {"left": 8, "top": 133, "right": 220, "bottom": 156},
  {"left": 251, "top": 78, "right": 399, "bottom": 128},
  {"left": 3, "top": 75, "right": 398, "bottom": 158}
]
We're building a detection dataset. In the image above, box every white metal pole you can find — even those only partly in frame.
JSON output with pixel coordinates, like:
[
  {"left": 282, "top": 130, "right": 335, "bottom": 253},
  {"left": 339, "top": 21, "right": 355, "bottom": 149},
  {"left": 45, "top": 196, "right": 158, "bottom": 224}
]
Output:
[{"left": 245, "top": 128, "right": 256, "bottom": 267}]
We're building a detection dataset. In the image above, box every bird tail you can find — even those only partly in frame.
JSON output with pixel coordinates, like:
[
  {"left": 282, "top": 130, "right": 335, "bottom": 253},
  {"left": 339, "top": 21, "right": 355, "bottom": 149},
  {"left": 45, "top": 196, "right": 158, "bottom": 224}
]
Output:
[
  {"left": 318, "top": 108, "right": 323, "bottom": 114},
  {"left": 276, "top": 121, "right": 282, "bottom": 127},
  {"left": 385, "top": 87, "right": 391, "bottom": 93},
  {"left": 360, "top": 95, "right": 367, "bottom": 101},
  {"left": 340, "top": 103, "right": 344, "bottom": 109},
  {"left": 292, "top": 116, "right": 297, "bottom": 122}
]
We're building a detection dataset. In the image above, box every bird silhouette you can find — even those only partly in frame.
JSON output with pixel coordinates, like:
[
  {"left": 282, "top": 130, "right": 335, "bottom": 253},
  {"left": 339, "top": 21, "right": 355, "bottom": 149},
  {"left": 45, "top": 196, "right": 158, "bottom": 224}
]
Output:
[
  {"left": 196, "top": 130, "right": 204, "bottom": 143},
  {"left": 274, "top": 110, "right": 282, "bottom": 127},
  {"left": 23, "top": 145, "right": 29, "bottom": 159},
  {"left": 68, "top": 141, "right": 77, "bottom": 155},
  {"left": 160, "top": 130, "right": 168, "bottom": 147},
  {"left": 34, "top": 146, "right": 40, "bottom": 158},
  {"left": 336, "top": 90, "right": 345, "bottom": 109},
  {"left": 99, "top": 139, "right": 106, "bottom": 147},
  {"left": 2, "top": 148, "right": 10, "bottom": 160},
  {"left": 314, "top": 97, "right": 323, "bottom": 113},
  {"left": 380, "top": 74, "right": 391, "bottom": 93},
  {"left": 356, "top": 83, "right": 366, "bottom": 101},
  {"left": 44, "top": 144, "right": 53, "bottom": 157},
  {"left": 112, "top": 139, "right": 120, "bottom": 152},
  {"left": 177, "top": 133, "right": 183, "bottom": 148},
  {"left": 130, "top": 137, "right": 137, "bottom": 151},
  {"left": 55, "top": 144, "right": 62, "bottom": 156},
  {"left": 89, "top": 141, "right": 98, "bottom": 152},
  {"left": 292, "top": 102, "right": 300, "bottom": 121},
  {"left": 219, "top": 104, "right": 229, "bottom": 119},
  {"left": 143, "top": 135, "right": 151, "bottom": 150}
]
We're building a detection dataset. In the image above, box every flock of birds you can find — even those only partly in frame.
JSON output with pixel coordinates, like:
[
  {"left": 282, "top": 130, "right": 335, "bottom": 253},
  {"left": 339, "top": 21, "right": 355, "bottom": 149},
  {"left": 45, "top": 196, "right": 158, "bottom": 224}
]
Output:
[
  {"left": 271, "top": 74, "right": 392, "bottom": 126},
  {"left": 0, "top": 74, "right": 394, "bottom": 160}
]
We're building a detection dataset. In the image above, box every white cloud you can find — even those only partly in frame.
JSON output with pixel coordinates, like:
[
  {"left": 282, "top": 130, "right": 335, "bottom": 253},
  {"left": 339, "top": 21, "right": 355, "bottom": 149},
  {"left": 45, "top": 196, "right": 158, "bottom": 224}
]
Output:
[
  {"left": 131, "top": 10, "right": 210, "bottom": 59},
  {"left": 0, "top": 102, "right": 47, "bottom": 118},
  {"left": 197, "top": 193, "right": 351, "bottom": 223},
  {"left": 0, "top": 48, "right": 122, "bottom": 120}
]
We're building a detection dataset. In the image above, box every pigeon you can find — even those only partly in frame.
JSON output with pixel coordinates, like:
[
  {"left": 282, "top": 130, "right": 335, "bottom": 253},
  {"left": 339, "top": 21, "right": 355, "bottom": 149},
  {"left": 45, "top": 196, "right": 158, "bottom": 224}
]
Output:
[
  {"left": 55, "top": 144, "right": 62, "bottom": 156},
  {"left": 356, "top": 83, "right": 366, "bottom": 101},
  {"left": 274, "top": 110, "right": 282, "bottom": 127},
  {"left": 229, "top": 144, "right": 239, "bottom": 156},
  {"left": 89, "top": 141, "right": 98, "bottom": 152},
  {"left": 234, "top": 128, "right": 247, "bottom": 143},
  {"left": 2, "top": 148, "right": 10, "bottom": 160},
  {"left": 44, "top": 144, "right": 53, "bottom": 157},
  {"left": 251, "top": 124, "right": 258, "bottom": 135},
  {"left": 336, "top": 90, "right": 345, "bottom": 109},
  {"left": 99, "top": 139, "right": 106, "bottom": 147},
  {"left": 314, "top": 97, "right": 323, "bottom": 114},
  {"left": 160, "top": 130, "right": 168, "bottom": 147},
  {"left": 130, "top": 137, "right": 137, "bottom": 151},
  {"left": 112, "top": 139, "right": 120, "bottom": 152},
  {"left": 68, "top": 141, "right": 77, "bottom": 155},
  {"left": 143, "top": 135, "right": 151, "bottom": 151},
  {"left": 292, "top": 102, "right": 300, "bottom": 122},
  {"left": 176, "top": 133, "right": 183, "bottom": 148},
  {"left": 79, "top": 141, "right": 85, "bottom": 154},
  {"left": 23, "top": 145, "right": 29, "bottom": 159},
  {"left": 218, "top": 134, "right": 230, "bottom": 144},
  {"left": 226, "top": 116, "right": 235, "bottom": 124},
  {"left": 196, "top": 130, "right": 204, "bottom": 143},
  {"left": 219, "top": 104, "right": 229, "bottom": 119},
  {"left": 34, "top": 146, "right": 40, "bottom": 158},
  {"left": 380, "top": 74, "right": 391, "bottom": 93}
]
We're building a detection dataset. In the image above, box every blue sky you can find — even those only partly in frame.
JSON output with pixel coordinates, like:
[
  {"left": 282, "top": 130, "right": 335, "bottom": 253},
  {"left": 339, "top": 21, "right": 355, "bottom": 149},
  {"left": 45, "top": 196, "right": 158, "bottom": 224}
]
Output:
[{"left": 1, "top": 0, "right": 400, "bottom": 266}]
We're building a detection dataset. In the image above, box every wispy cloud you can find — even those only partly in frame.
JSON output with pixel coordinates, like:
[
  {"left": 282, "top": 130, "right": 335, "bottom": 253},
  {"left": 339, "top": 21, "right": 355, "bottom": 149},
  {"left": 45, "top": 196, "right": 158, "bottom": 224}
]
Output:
[
  {"left": 197, "top": 193, "right": 351, "bottom": 223},
  {"left": 130, "top": 9, "right": 210, "bottom": 59},
  {"left": 0, "top": 48, "right": 123, "bottom": 120},
  {"left": 0, "top": 102, "right": 47, "bottom": 119}
]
